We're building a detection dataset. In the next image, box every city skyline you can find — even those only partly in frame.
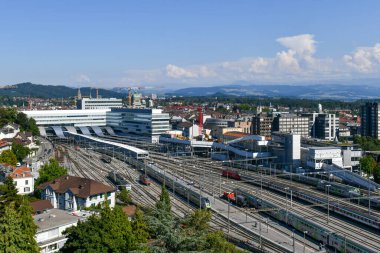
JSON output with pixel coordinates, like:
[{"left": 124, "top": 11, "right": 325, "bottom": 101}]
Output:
[{"left": 0, "top": 1, "right": 380, "bottom": 88}]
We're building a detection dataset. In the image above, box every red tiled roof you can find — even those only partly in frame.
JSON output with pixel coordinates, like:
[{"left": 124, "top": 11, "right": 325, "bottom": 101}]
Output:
[
  {"left": 37, "top": 175, "right": 115, "bottom": 199},
  {"left": 10, "top": 166, "right": 33, "bottom": 178},
  {"left": 30, "top": 200, "right": 53, "bottom": 214}
]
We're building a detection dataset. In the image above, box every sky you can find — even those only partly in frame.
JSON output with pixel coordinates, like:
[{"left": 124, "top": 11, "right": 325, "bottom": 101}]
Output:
[{"left": 0, "top": 0, "right": 380, "bottom": 89}]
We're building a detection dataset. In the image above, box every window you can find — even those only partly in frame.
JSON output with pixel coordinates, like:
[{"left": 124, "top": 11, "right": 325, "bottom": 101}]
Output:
[
  {"left": 24, "top": 187, "right": 30, "bottom": 192},
  {"left": 13, "top": 181, "right": 17, "bottom": 186},
  {"left": 107, "top": 192, "right": 111, "bottom": 197},
  {"left": 25, "top": 180, "right": 28, "bottom": 185}
]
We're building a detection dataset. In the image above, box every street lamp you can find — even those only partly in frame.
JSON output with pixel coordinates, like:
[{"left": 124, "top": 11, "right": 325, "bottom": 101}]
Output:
[
  {"left": 303, "top": 231, "right": 308, "bottom": 253},
  {"left": 325, "top": 184, "right": 331, "bottom": 224}
]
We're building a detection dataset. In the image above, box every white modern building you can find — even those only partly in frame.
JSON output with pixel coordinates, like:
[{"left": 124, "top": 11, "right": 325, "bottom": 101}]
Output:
[
  {"left": 271, "top": 132, "right": 301, "bottom": 167},
  {"left": 34, "top": 209, "right": 89, "bottom": 253},
  {"left": 22, "top": 109, "right": 110, "bottom": 127},
  {"left": 77, "top": 98, "right": 123, "bottom": 110},
  {"left": 107, "top": 108, "right": 170, "bottom": 142},
  {"left": 305, "top": 147, "right": 343, "bottom": 170},
  {"left": 38, "top": 175, "right": 116, "bottom": 211}
]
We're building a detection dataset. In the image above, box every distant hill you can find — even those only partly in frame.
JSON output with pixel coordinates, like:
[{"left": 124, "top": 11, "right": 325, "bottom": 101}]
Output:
[
  {"left": 168, "top": 84, "right": 380, "bottom": 100},
  {"left": 0, "top": 82, "right": 124, "bottom": 98}
]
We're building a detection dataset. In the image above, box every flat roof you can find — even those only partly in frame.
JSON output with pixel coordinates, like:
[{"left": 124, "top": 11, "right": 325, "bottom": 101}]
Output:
[
  {"left": 22, "top": 109, "right": 110, "bottom": 116},
  {"left": 34, "top": 209, "right": 84, "bottom": 233},
  {"left": 67, "top": 132, "right": 149, "bottom": 155},
  {"left": 309, "top": 146, "right": 341, "bottom": 150}
]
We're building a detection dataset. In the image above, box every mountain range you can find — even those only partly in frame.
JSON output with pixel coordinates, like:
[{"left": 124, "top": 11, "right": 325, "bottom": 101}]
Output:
[
  {"left": 0, "top": 82, "right": 123, "bottom": 99},
  {"left": 167, "top": 84, "right": 380, "bottom": 100},
  {"left": 0, "top": 82, "right": 379, "bottom": 101}
]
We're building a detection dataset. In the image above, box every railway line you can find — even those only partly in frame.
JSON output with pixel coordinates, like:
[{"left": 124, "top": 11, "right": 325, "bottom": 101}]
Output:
[
  {"left": 58, "top": 144, "right": 278, "bottom": 252},
  {"left": 148, "top": 152, "right": 380, "bottom": 252}
]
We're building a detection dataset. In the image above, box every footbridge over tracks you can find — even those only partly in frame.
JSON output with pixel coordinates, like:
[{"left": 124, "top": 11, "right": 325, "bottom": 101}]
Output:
[
  {"left": 66, "top": 131, "right": 149, "bottom": 159},
  {"left": 159, "top": 136, "right": 273, "bottom": 160}
]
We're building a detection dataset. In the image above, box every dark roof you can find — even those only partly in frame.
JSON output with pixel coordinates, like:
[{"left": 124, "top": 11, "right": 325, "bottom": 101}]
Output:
[
  {"left": 37, "top": 175, "right": 115, "bottom": 199},
  {"left": 177, "top": 121, "right": 193, "bottom": 128},
  {"left": 30, "top": 200, "right": 53, "bottom": 214}
]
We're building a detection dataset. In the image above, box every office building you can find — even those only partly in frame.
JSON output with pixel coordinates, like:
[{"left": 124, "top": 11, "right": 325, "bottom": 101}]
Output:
[
  {"left": 272, "top": 114, "right": 309, "bottom": 137},
  {"left": 77, "top": 98, "right": 123, "bottom": 110},
  {"left": 251, "top": 113, "right": 273, "bottom": 136},
  {"left": 361, "top": 102, "right": 380, "bottom": 139},
  {"left": 107, "top": 108, "right": 170, "bottom": 142},
  {"left": 303, "top": 113, "right": 339, "bottom": 140},
  {"left": 23, "top": 109, "right": 110, "bottom": 127}
]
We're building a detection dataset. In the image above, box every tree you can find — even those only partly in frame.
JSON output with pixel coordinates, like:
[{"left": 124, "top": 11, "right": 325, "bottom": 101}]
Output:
[
  {"left": 61, "top": 206, "right": 141, "bottom": 252},
  {"left": 132, "top": 209, "right": 150, "bottom": 244},
  {"left": 0, "top": 150, "right": 17, "bottom": 166},
  {"left": 15, "top": 112, "right": 39, "bottom": 136},
  {"left": 0, "top": 176, "right": 21, "bottom": 209},
  {"left": 156, "top": 184, "right": 171, "bottom": 214},
  {"left": 12, "top": 142, "right": 31, "bottom": 162},
  {"left": 35, "top": 158, "right": 67, "bottom": 186},
  {"left": 117, "top": 188, "right": 132, "bottom": 205},
  {"left": 0, "top": 203, "right": 39, "bottom": 253},
  {"left": 359, "top": 156, "right": 377, "bottom": 176}
]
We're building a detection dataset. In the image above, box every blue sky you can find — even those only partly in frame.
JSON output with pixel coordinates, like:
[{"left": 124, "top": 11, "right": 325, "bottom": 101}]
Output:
[{"left": 0, "top": 1, "right": 380, "bottom": 89}]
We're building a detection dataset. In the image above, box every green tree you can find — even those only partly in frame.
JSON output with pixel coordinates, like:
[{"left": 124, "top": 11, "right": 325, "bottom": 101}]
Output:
[
  {"left": 61, "top": 206, "right": 141, "bottom": 252},
  {"left": 0, "top": 150, "right": 17, "bottom": 166},
  {"left": 0, "top": 203, "right": 39, "bottom": 253},
  {"left": 35, "top": 159, "right": 67, "bottom": 186},
  {"left": 0, "top": 176, "right": 21, "bottom": 208},
  {"left": 132, "top": 209, "right": 150, "bottom": 244},
  {"left": 12, "top": 142, "right": 31, "bottom": 162},
  {"left": 15, "top": 112, "right": 39, "bottom": 136},
  {"left": 156, "top": 184, "right": 171, "bottom": 213},
  {"left": 117, "top": 188, "right": 132, "bottom": 205},
  {"left": 360, "top": 156, "right": 377, "bottom": 176}
]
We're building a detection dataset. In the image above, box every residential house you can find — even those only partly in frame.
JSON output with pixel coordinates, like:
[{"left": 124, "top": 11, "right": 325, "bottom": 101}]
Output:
[{"left": 38, "top": 175, "right": 116, "bottom": 211}]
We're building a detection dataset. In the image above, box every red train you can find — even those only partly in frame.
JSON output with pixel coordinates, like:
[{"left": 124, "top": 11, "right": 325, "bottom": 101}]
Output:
[
  {"left": 139, "top": 175, "right": 152, "bottom": 186},
  {"left": 222, "top": 170, "right": 241, "bottom": 180}
]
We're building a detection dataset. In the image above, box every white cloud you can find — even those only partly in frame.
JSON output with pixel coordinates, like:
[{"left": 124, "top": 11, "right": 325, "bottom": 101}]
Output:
[
  {"left": 166, "top": 64, "right": 197, "bottom": 78},
  {"left": 276, "top": 34, "right": 316, "bottom": 56},
  {"left": 344, "top": 43, "right": 380, "bottom": 73},
  {"left": 113, "top": 35, "right": 380, "bottom": 87},
  {"left": 76, "top": 74, "right": 91, "bottom": 83}
]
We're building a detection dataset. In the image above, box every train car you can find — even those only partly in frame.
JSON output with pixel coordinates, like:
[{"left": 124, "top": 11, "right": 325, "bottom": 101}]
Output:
[
  {"left": 222, "top": 170, "right": 241, "bottom": 180},
  {"left": 234, "top": 188, "right": 376, "bottom": 253},
  {"left": 145, "top": 163, "right": 211, "bottom": 209},
  {"left": 101, "top": 154, "right": 112, "bottom": 163},
  {"left": 108, "top": 171, "right": 131, "bottom": 191},
  {"left": 244, "top": 174, "right": 380, "bottom": 229},
  {"left": 139, "top": 175, "right": 151, "bottom": 185},
  {"left": 317, "top": 180, "right": 360, "bottom": 198}
]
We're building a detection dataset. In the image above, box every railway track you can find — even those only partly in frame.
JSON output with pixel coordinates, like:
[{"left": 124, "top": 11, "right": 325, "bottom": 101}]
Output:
[
  {"left": 60, "top": 144, "right": 286, "bottom": 252},
  {"left": 149, "top": 153, "right": 380, "bottom": 252}
]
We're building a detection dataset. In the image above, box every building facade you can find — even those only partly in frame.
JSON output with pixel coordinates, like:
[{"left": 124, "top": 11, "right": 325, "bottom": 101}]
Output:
[
  {"left": 38, "top": 176, "right": 116, "bottom": 211},
  {"left": 251, "top": 113, "right": 273, "bottom": 136},
  {"left": 272, "top": 114, "right": 309, "bottom": 137},
  {"left": 77, "top": 98, "right": 123, "bottom": 110},
  {"left": 107, "top": 108, "right": 170, "bottom": 142},
  {"left": 361, "top": 102, "right": 380, "bottom": 139},
  {"left": 23, "top": 109, "right": 110, "bottom": 127},
  {"left": 0, "top": 165, "right": 34, "bottom": 195},
  {"left": 34, "top": 209, "right": 88, "bottom": 253}
]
